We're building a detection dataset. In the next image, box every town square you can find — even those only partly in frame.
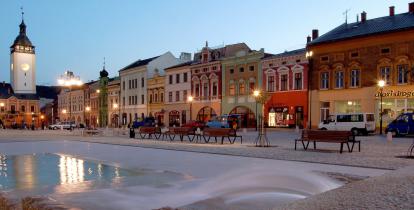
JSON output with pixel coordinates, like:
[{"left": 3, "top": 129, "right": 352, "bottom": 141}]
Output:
[{"left": 0, "top": 1, "right": 414, "bottom": 209}]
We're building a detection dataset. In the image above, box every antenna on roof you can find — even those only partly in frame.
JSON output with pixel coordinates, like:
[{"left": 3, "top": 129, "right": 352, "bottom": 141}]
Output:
[
  {"left": 103, "top": 57, "right": 106, "bottom": 69},
  {"left": 20, "top": 6, "right": 24, "bottom": 21},
  {"left": 343, "top": 8, "right": 351, "bottom": 24}
]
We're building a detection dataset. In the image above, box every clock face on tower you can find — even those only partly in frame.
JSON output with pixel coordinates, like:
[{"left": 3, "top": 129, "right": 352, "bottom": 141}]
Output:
[{"left": 21, "top": 63, "right": 30, "bottom": 71}]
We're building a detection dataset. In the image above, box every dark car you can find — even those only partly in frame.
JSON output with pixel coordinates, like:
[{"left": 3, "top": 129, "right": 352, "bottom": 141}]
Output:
[
  {"left": 385, "top": 113, "right": 414, "bottom": 137},
  {"left": 132, "top": 117, "right": 155, "bottom": 128}
]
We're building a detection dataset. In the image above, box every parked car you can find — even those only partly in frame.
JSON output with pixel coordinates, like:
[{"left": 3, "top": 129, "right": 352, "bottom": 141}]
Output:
[
  {"left": 385, "top": 113, "right": 414, "bottom": 137},
  {"left": 182, "top": 121, "right": 205, "bottom": 130},
  {"left": 318, "top": 113, "right": 375, "bottom": 135},
  {"left": 132, "top": 117, "right": 155, "bottom": 128},
  {"left": 48, "top": 122, "right": 76, "bottom": 130},
  {"left": 206, "top": 116, "right": 230, "bottom": 128}
]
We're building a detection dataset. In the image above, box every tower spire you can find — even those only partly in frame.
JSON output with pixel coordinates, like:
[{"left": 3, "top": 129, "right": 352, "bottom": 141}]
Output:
[
  {"left": 21, "top": 6, "right": 24, "bottom": 21},
  {"left": 103, "top": 57, "right": 106, "bottom": 70}
]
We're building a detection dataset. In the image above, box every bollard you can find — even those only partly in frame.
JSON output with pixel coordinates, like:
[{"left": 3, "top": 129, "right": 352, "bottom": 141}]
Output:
[
  {"left": 295, "top": 125, "right": 300, "bottom": 133},
  {"left": 386, "top": 131, "right": 393, "bottom": 142},
  {"left": 129, "top": 128, "right": 135, "bottom": 138}
]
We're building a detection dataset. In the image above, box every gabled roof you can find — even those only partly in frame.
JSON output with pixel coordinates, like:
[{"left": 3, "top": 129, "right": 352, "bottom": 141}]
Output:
[
  {"left": 309, "top": 12, "right": 414, "bottom": 46},
  {"left": 119, "top": 56, "right": 160, "bottom": 72},
  {"left": 192, "top": 42, "right": 251, "bottom": 64},
  {"left": 263, "top": 48, "right": 305, "bottom": 60}
]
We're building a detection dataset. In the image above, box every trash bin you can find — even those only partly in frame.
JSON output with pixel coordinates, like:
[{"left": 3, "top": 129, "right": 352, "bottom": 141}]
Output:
[{"left": 129, "top": 128, "right": 135, "bottom": 138}]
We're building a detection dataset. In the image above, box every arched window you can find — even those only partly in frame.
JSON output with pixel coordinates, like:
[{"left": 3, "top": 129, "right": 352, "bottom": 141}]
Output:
[
  {"left": 229, "top": 80, "right": 235, "bottom": 96},
  {"left": 239, "top": 80, "right": 245, "bottom": 95}
]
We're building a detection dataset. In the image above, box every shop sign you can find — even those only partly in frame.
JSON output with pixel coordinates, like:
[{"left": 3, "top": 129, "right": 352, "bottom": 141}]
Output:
[{"left": 375, "top": 90, "right": 414, "bottom": 98}]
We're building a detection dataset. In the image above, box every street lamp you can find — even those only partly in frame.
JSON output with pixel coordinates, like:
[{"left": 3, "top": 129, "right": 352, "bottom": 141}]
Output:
[
  {"left": 187, "top": 96, "right": 193, "bottom": 121},
  {"left": 378, "top": 80, "right": 385, "bottom": 135},
  {"left": 253, "top": 90, "right": 260, "bottom": 131},
  {"left": 58, "top": 71, "right": 83, "bottom": 124},
  {"left": 305, "top": 50, "right": 313, "bottom": 129},
  {"left": 85, "top": 106, "right": 91, "bottom": 128}
]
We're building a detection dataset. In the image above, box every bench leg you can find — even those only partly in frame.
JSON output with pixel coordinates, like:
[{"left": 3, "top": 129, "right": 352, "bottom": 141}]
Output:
[
  {"left": 346, "top": 142, "right": 351, "bottom": 152},
  {"left": 340, "top": 143, "right": 343, "bottom": 154},
  {"left": 295, "top": 140, "right": 297, "bottom": 150},
  {"left": 313, "top": 141, "right": 316, "bottom": 149},
  {"left": 358, "top": 141, "right": 361, "bottom": 152},
  {"left": 303, "top": 141, "right": 310, "bottom": 150}
]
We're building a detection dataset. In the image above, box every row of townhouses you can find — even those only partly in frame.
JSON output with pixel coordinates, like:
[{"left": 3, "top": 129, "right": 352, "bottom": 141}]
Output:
[{"left": 54, "top": 3, "right": 414, "bottom": 129}]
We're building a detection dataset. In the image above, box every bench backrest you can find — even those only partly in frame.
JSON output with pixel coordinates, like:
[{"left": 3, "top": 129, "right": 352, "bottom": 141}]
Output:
[
  {"left": 169, "top": 127, "right": 193, "bottom": 134},
  {"left": 204, "top": 128, "right": 233, "bottom": 136},
  {"left": 139, "top": 126, "right": 159, "bottom": 133},
  {"left": 302, "top": 130, "right": 353, "bottom": 142}
]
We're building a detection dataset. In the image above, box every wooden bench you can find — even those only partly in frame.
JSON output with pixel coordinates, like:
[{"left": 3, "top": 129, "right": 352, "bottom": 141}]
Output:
[
  {"left": 83, "top": 129, "right": 103, "bottom": 137},
  {"left": 166, "top": 127, "right": 195, "bottom": 142},
  {"left": 203, "top": 128, "right": 242, "bottom": 144},
  {"left": 295, "top": 130, "right": 360, "bottom": 153},
  {"left": 137, "top": 126, "right": 161, "bottom": 139}
]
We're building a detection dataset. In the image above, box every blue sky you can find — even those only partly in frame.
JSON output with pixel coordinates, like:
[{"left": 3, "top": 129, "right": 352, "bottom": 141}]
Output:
[{"left": 0, "top": 0, "right": 412, "bottom": 85}]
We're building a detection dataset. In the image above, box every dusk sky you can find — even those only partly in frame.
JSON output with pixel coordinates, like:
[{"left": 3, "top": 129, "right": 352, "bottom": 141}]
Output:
[{"left": 0, "top": 0, "right": 411, "bottom": 85}]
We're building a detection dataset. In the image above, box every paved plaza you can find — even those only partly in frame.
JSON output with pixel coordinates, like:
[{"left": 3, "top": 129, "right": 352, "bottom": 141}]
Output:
[{"left": 0, "top": 128, "right": 413, "bottom": 209}]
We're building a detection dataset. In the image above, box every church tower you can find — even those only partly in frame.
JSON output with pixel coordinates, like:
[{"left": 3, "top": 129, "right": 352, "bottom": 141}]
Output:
[{"left": 10, "top": 10, "right": 36, "bottom": 94}]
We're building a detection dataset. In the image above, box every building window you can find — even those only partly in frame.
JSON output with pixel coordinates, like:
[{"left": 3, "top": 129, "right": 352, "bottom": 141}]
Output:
[
  {"left": 229, "top": 82, "right": 235, "bottom": 96},
  {"left": 141, "top": 78, "right": 144, "bottom": 87},
  {"left": 280, "top": 74, "right": 288, "bottom": 91},
  {"left": 176, "top": 91, "right": 180, "bottom": 102},
  {"left": 169, "top": 75, "right": 173, "bottom": 84},
  {"left": 335, "top": 71, "right": 344, "bottom": 88},
  {"left": 134, "top": 79, "right": 137, "bottom": 89},
  {"left": 249, "top": 81, "right": 255, "bottom": 94},
  {"left": 397, "top": 65, "right": 408, "bottom": 84},
  {"left": 160, "top": 93, "right": 164, "bottom": 102},
  {"left": 183, "top": 90, "right": 187, "bottom": 101},
  {"left": 381, "top": 48, "right": 390, "bottom": 54},
  {"left": 294, "top": 72, "right": 302, "bottom": 90},
  {"left": 380, "top": 66, "right": 391, "bottom": 84},
  {"left": 212, "top": 66, "right": 217, "bottom": 70},
  {"left": 212, "top": 82, "right": 218, "bottom": 96},
  {"left": 154, "top": 93, "right": 158, "bottom": 102},
  {"left": 176, "top": 74, "right": 180, "bottom": 83},
  {"left": 267, "top": 75, "right": 275, "bottom": 92},
  {"left": 168, "top": 92, "right": 172, "bottom": 102},
  {"left": 31, "top": 106, "right": 35, "bottom": 112},
  {"left": 183, "top": 73, "right": 188, "bottom": 82},
  {"left": 141, "top": 94, "right": 144, "bottom": 104},
  {"left": 350, "top": 52, "right": 359, "bottom": 58},
  {"left": 320, "top": 56, "right": 329, "bottom": 62},
  {"left": 320, "top": 72, "right": 329, "bottom": 89},
  {"left": 249, "top": 66, "right": 254, "bottom": 71},
  {"left": 230, "top": 69, "right": 234, "bottom": 74},
  {"left": 195, "top": 84, "right": 200, "bottom": 97},
  {"left": 203, "top": 83, "right": 208, "bottom": 99},
  {"left": 239, "top": 81, "right": 245, "bottom": 95},
  {"left": 203, "top": 68, "right": 208, "bottom": 72},
  {"left": 149, "top": 94, "right": 153, "bottom": 103},
  {"left": 122, "top": 81, "right": 125, "bottom": 90},
  {"left": 350, "top": 69, "right": 360, "bottom": 87},
  {"left": 239, "top": 67, "right": 244, "bottom": 73},
  {"left": 128, "top": 80, "right": 131, "bottom": 89},
  {"left": 21, "top": 105, "right": 25, "bottom": 112},
  {"left": 122, "top": 97, "right": 125, "bottom": 106}
]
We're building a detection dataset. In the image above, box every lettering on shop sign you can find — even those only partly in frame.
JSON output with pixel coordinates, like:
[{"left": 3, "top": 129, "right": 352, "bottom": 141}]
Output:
[{"left": 375, "top": 90, "right": 414, "bottom": 98}]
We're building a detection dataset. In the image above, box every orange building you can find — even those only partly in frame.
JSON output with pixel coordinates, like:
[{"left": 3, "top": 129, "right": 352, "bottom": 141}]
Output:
[{"left": 262, "top": 49, "right": 308, "bottom": 128}]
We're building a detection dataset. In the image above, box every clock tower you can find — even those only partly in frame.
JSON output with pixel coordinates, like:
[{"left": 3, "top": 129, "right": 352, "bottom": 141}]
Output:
[{"left": 10, "top": 13, "right": 36, "bottom": 94}]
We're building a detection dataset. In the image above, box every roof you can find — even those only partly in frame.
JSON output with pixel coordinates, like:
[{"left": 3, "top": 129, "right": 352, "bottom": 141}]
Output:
[
  {"left": 310, "top": 12, "right": 414, "bottom": 45},
  {"left": 0, "top": 83, "right": 39, "bottom": 100},
  {"left": 11, "top": 20, "right": 34, "bottom": 48},
  {"left": 263, "top": 48, "right": 305, "bottom": 60},
  {"left": 119, "top": 56, "right": 160, "bottom": 72},
  {"left": 164, "top": 61, "right": 193, "bottom": 70},
  {"left": 192, "top": 43, "right": 251, "bottom": 64},
  {"left": 36, "top": 86, "right": 62, "bottom": 100}
]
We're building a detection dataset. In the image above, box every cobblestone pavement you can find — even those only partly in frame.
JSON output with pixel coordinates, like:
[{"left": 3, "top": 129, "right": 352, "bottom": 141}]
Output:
[{"left": 1, "top": 128, "right": 413, "bottom": 210}]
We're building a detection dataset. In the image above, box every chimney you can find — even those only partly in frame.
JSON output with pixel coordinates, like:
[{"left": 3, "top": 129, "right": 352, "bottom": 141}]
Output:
[
  {"left": 389, "top": 6, "right": 395, "bottom": 16},
  {"left": 410, "top": 2, "right": 414, "bottom": 13},
  {"left": 306, "top": 35, "right": 312, "bottom": 43},
  {"left": 312, "top": 29, "right": 319, "bottom": 40},
  {"left": 361, "top": 11, "right": 367, "bottom": 23}
]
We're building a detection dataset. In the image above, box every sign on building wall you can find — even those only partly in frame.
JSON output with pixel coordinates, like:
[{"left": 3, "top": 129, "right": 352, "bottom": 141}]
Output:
[{"left": 375, "top": 90, "right": 414, "bottom": 98}]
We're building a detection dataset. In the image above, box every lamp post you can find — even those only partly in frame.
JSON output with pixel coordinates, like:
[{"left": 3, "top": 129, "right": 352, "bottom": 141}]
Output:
[
  {"left": 113, "top": 103, "right": 119, "bottom": 127},
  {"left": 378, "top": 80, "right": 385, "bottom": 135},
  {"left": 305, "top": 50, "right": 313, "bottom": 129},
  {"left": 58, "top": 71, "right": 83, "bottom": 127},
  {"left": 253, "top": 90, "right": 260, "bottom": 131},
  {"left": 85, "top": 106, "right": 91, "bottom": 128},
  {"left": 187, "top": 95, "right": 193, "bottom": 121},
  {"left": 253, "top": 90, "right": 270, "bottom": 147}
]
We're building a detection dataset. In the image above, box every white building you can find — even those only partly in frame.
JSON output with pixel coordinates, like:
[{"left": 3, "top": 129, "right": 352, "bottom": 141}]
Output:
[{"left": 119, "top": 52, "right": 188, "bottom": 125}]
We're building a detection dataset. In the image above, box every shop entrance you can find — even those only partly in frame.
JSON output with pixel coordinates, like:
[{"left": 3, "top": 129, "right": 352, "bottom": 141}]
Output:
[
  {"left": 197, "top": 106, "right": 217, "bottom": 122},
  {"left": 169, "top": 110, "right": 180, "bottom": 127}
]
